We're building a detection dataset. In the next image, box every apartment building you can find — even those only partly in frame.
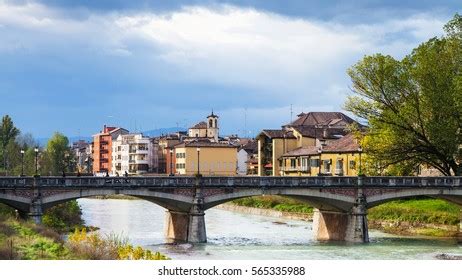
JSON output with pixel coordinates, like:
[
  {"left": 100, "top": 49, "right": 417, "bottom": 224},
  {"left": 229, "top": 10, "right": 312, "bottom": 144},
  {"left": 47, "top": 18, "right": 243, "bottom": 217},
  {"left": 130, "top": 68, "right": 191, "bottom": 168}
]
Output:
[
  {"left": 92, "top": 125, "right": 128, "bottom": 174},
  {"left": 257, "top": 112, "right": 363, "bottom": 176},
  {"left": 111, "top": 134, "right": 154, "bottom": 175},
  {"left": 279, "top": 133, "right": 362, "bottom": 176}
]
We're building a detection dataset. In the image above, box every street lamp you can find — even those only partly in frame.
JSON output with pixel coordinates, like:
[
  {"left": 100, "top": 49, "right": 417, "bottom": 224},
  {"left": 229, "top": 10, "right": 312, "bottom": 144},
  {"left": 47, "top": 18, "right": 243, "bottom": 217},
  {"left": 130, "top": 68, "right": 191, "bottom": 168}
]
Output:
[
  {"left": 34, "top": 147, "right": 39, "bottom": 176},
  {"left": 20, "top": 149, "right": 25, "bottom": 176},
  {"left": 196, "top": 147, "right": 201, "bottom": 176},
  {"left": 317, "top": 147, "right": 322, "bottom": 176},
  {"left": 86, "top": 157, "right": 90, "bottom": 174},
  {"left": 358, "top": 147, "right": 363, "bottom": 176},
  {"left": 65, "top": 152, "right": 70, "bottom": 174},
  {"left": 169, "top": 148, "right": 174, "bottom": 176}
]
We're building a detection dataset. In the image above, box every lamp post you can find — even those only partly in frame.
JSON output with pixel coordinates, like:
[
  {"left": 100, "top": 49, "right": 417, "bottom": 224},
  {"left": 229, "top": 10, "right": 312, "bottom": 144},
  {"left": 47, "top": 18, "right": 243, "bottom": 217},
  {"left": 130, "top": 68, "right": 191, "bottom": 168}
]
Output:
[
  {"left": 20, "top": 149, "right": 25, "bottom": 176},
  {"left": 196, "top": 147, "right": 201, "bottom": 176},
  {"left": 169, "top": 148, "right": 174, "bottom": 176},
  {"left": 34, "top": 147, "right": 39, "bottom": 176},
  {"left": 358, "top": 147, "right": 363, "bottom": 176},
  {"left": 64, "top": 152, "right": 70, "bottom": 175},
  {"left": 317, "top": 147, "right": 322, "bottom": 176},
  {"left": 86, "top": 157, "right": 90, "bottom": 174}
]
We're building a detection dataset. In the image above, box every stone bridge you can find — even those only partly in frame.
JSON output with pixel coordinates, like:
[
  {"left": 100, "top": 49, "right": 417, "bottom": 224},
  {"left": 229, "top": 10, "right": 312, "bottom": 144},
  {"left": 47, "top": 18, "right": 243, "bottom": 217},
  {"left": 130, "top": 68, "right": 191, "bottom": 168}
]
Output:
[{"left": 0, "top": 176, "right": 461, "bottom": 243}]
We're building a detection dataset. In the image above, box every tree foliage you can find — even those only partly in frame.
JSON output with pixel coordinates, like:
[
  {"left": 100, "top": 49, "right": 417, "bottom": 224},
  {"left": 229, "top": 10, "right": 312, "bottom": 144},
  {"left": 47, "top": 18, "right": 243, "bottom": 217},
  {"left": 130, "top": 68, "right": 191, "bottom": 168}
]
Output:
[
  {"left": 345, "top": 14, "right": 462, "bottom": 176},
  {"left": 40, "top": 132, "right": 72, "bottom": 176},
  {"left": 0, "top": 115, "right": 20, "bottom": 173}
]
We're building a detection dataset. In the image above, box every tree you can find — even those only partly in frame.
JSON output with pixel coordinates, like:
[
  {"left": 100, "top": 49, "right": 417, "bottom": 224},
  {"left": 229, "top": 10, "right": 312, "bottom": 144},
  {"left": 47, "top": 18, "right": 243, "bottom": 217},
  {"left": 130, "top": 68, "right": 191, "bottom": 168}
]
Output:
[
  {"left": 345, "top": 14, "right": 462, "bottom": 176},
  {"left": 0, "top": 115, "right": 20, "bottom": 173},
  {"left": 41, "top": 132, "right": 71, "bottom": 176}
]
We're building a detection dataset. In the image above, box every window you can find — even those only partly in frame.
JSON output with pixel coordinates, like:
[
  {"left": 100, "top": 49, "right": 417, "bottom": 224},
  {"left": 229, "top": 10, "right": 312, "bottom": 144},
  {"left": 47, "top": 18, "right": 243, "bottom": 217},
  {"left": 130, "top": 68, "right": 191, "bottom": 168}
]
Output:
[
  {"left": 335, "top": 159, "right": 343, "bottom": 175},
  {"left": 349, "top": 160, "right": 356, "bottom": 169},
  {"left": 290, "top": 159, "right": 296, "bottom": 169},
  {"left": 310, "top": 159, "right": 319, "bottom": 167},
  {"left": 323, "top": 159, "right": 332, "bottom": 173},
  {"left": 301, "top": 157, "right": 309, "bottom": 171}
]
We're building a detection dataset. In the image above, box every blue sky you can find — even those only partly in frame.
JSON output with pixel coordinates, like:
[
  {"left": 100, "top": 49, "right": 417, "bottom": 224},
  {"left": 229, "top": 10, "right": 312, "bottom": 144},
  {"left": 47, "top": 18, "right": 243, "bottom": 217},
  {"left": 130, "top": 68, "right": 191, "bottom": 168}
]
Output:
[{"left": 0, "top": 0, "right": 460, "bottom": 138}]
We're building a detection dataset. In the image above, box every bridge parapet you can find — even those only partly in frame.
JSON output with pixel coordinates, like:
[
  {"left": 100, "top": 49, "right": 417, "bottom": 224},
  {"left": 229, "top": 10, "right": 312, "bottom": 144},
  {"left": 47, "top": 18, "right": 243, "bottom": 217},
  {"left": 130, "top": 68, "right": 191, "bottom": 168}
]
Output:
[{"left": 1, "top": 176, "right": 462, "bottom": 188}]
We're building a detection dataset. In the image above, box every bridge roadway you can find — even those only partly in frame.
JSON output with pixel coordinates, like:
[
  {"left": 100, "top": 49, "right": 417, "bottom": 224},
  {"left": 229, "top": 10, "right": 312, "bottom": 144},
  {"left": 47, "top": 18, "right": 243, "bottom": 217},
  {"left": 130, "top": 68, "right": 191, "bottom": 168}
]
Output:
[{"left": 0, "top": 176, "right": 461, "bottom": 243}]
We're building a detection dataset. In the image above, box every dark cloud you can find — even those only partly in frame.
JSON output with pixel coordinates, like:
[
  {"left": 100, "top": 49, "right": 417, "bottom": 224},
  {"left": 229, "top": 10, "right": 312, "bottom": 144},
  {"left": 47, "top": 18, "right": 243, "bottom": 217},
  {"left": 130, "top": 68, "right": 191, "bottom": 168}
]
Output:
[{"left": 32, "top": 0, "right": 461, "bottom": 22}]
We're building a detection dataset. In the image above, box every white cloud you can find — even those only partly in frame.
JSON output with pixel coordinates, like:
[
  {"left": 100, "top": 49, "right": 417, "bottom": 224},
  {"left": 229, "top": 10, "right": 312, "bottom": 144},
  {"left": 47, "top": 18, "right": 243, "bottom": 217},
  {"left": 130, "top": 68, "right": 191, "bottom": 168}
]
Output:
[{"left": 0, "top": 1, "right": 451, "bottom": 133}]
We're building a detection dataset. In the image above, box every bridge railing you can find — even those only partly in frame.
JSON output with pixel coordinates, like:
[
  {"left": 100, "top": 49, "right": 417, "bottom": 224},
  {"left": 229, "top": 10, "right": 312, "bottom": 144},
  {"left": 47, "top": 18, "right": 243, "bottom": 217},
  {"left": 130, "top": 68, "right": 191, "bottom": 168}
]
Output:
[{"left": 0, "top": 176, "right": 460, "bottom": 188}]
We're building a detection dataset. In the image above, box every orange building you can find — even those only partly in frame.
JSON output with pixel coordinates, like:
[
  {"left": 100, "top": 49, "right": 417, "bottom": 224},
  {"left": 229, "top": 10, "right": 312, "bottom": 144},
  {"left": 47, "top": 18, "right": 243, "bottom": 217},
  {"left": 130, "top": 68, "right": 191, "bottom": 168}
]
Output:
[{"left": 92, "top": 125, "right": 128, "bottom": 174}]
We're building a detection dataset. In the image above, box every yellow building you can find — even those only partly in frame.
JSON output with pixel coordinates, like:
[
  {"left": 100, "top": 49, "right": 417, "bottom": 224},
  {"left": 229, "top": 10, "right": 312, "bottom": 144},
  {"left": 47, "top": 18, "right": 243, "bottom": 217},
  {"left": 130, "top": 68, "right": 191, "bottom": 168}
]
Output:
[
  {"left": 257, "top": 112, "right": 363, "bottom": 176},
  {"left": 174, "top": 141, "right": 237, "bottom": 176},
  {"left": 279, "top": 134, "right": 363, "bottom": 176}
]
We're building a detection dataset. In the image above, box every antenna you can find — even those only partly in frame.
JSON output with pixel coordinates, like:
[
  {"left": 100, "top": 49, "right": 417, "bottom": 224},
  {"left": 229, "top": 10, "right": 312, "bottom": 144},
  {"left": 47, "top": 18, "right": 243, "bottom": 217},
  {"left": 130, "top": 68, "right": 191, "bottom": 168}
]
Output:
[
  {"left": 244, "top": 108, "right": 247, "bottom": 138},
  {"left": 290, "top": 104, "right": 293, "bottom": 123}
]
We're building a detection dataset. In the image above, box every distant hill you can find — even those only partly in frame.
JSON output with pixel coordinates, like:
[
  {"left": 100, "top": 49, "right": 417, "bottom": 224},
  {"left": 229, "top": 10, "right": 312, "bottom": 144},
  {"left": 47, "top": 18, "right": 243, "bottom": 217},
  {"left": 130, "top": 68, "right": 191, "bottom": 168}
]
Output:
[
  {"left": 141, "top": 127, "right": 186, "bottom": 137},
  {"left": 36, "top": 127, "right": 185, "bottom": 146}
]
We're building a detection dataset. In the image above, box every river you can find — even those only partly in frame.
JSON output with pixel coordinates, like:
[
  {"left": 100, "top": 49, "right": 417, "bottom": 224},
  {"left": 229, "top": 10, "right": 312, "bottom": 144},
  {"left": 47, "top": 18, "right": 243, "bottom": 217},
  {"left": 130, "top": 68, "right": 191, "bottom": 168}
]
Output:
[{"left": 78, "top": 198, "right": 461, "bottom": 260}]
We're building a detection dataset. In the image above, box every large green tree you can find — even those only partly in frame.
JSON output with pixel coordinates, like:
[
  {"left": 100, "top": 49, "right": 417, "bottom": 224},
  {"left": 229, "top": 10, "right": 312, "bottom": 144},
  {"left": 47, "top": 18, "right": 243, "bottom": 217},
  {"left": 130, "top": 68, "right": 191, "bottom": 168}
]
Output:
[
  {"left": 41, "top": 132, "right": 72, "bottom": 176},
  {"left": 345, "top": 14, "right": 462, "bottom": 176},
  {"left": 0, "top": 115, "right": 20, "bottom": 173}
]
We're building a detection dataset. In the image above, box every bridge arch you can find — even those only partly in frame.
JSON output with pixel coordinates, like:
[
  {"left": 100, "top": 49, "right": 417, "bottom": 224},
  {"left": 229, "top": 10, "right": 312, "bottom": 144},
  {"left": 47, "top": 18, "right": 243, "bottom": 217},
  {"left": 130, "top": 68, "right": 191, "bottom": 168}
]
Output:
[
  {"left": 41, "top": 189, "right": 194, "bottom": 212},
  {"left": 0, "top": 193, "right": 30, "bottom": 212},
  {"left": 204, "top": 188, "right": 356, "bottom": 212},
  {"left": 366, "top": 189, "right": 462, "bottom": 208}
]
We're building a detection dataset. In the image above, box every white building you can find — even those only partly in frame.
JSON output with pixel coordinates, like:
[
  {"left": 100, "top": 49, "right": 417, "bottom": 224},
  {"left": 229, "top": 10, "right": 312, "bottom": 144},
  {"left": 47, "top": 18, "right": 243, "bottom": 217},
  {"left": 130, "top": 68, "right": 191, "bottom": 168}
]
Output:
[
  {"left": 112, "top": 134, "right": 154, "bottom": 175},
  {"left": 237, "top": 140, "right": 258, "bottom": 175}
]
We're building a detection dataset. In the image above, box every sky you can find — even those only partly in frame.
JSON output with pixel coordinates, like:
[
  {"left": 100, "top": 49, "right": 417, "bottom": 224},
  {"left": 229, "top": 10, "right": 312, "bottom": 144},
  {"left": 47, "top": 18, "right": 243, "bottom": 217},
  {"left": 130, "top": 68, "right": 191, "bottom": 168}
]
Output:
[{"left": 0, "top": 0, "right": 460, "bottom": 138}]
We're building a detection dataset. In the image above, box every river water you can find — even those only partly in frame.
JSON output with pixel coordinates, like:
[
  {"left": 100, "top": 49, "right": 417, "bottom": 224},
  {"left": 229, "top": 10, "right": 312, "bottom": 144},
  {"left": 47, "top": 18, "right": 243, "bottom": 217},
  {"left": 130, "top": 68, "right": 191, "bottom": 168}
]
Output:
[{"left": 78, "top": 198, "right": 461, "bottom": 260}]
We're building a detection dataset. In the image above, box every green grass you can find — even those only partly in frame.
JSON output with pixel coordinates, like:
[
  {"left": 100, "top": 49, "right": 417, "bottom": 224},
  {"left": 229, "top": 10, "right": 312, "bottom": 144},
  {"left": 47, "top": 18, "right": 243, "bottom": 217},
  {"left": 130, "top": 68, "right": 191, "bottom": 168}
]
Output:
[
  {"left": 368, "top": 198, "right": 460, "bottom": 225},
  {"left": 232, "top": 196, "right": 314, "bottom": 214},
  {"left": 0, "top": 219, "right": 72, "bottom": 260},
  {"left": 232, "top": 197, "right": 460, "bottom": 227}
]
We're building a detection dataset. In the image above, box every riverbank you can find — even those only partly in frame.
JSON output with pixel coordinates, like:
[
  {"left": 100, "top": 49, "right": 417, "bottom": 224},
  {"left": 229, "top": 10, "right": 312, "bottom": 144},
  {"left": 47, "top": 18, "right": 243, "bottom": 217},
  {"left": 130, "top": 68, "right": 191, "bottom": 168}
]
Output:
[
  {"left": 0, "top": 203, "right": 169, "bottom": 260},
  {"left": 228, "top": 197, "right": 461, "bottom": 238}
]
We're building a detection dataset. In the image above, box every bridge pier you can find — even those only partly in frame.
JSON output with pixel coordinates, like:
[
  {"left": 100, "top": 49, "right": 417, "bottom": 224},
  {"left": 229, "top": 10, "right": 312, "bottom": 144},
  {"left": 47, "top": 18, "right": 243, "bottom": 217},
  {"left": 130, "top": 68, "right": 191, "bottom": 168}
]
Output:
[
  {"left": 313, "top": 195, "right": 369, "bottom": 243},
  {"left": 28, "top": 199, "right": 43, "bottom": 224},
  {"left": 164, "top": 187, "right": 207, "bottom": 243},
  {"left": 346, "top": 195, "right": 369, "bottom": 243},
  {"left": 165, "top": 210, "right": 190, "bottom": 243}
]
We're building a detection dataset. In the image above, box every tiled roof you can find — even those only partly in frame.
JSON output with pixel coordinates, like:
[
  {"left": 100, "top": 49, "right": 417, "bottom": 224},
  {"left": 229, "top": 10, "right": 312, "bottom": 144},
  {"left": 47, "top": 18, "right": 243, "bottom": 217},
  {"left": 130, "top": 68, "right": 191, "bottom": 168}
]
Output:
[
  {"left": 175, "top": 140, "right": 237, "bottom": 148},
  {"left": 239, "top": 140, "right": 257, "bottom": 153},
  {"left": 293, "top": 126, "right": 348, "bottom": 139},
  {"left": 190, "top": 121, "right": 207, "bottom": 129},
  {"left": 322, "top": 133, "right": 361, "bottom": 153},
  {"left": 287, "top": 112, "right": 356, "bottom": 128},
  {"left": 281, "top": 146, "right": 319, "bottom": 157},
  {"left": 259, "top": 129, "right": 295, "bottom": 139}
]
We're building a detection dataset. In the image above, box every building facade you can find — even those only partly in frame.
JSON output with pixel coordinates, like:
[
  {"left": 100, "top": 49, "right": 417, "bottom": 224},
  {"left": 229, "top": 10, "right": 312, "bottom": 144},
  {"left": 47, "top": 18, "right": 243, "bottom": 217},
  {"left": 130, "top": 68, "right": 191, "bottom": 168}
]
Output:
[
  {"left": 257, "top": 112, "right": 362, "bottom": 176},
  {"left": 92, "top": 125, "right": 129, "bottom": 175},
  {"left": 237, "top": 140, "right": 258, "bottom": 175},
  {"left": 173, "top": 141, "right": 237, "bottom": 176},
  {"left": 188, "top": 112, "right": 219, "bottom": 142},
  {"left": 71, "top": 140, "right": 92, "bottom": 173},
  {"left": 111, "top": 134, "right": 154, "bottom": 175},
  {"left": 279, "top": 133, "right": 362, "bottom": 176}
]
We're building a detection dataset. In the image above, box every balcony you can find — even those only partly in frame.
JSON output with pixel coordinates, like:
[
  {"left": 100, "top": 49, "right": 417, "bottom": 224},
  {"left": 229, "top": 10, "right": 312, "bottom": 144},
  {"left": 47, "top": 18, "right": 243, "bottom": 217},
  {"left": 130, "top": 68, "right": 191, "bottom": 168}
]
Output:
[
  {"left": 129, "top": 149, "right": 149, "bottom": 154},
  {"left": 300, "top": 166, "right": 310, "bottom": 172},
  {"left": 280, "top": 166, "right": 298, "bottom": 172}
]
